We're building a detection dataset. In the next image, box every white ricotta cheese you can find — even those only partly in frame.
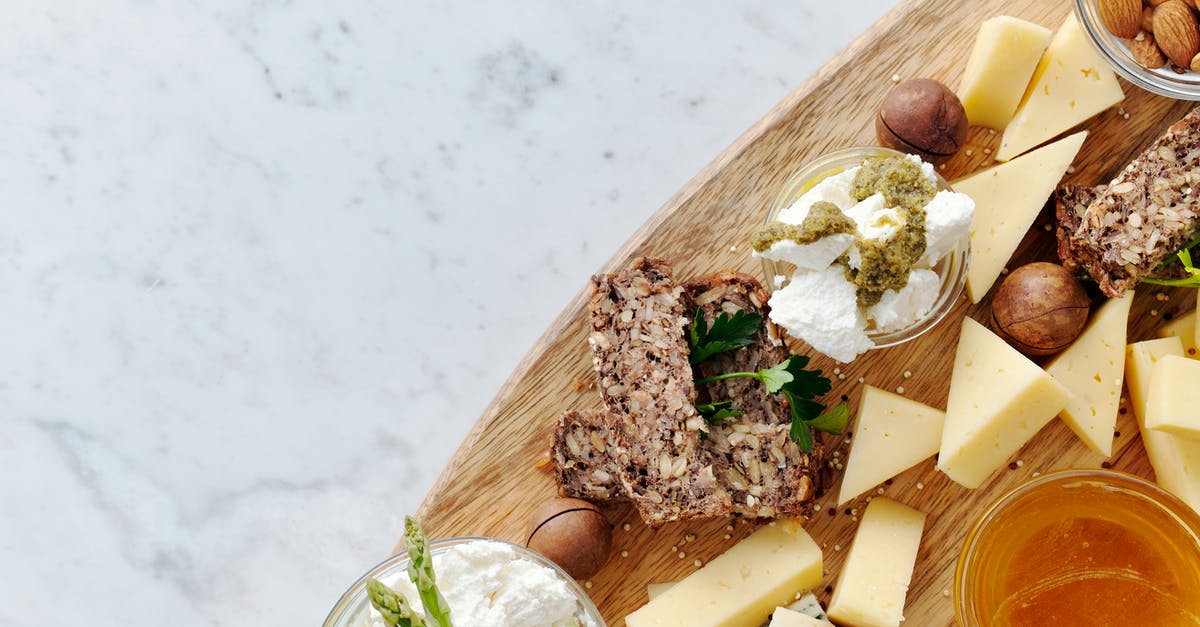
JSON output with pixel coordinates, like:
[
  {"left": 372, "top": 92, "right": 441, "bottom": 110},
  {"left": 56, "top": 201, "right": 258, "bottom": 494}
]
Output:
[
  {"left": 778, "top": 169, "right": 857, "bottom": 224},
  {"left": 919, "top": 189, "right": 975, "bottom": 266},
  {"left": 366, "top": 540, "right": 596, "bottom": 627},
  {"left": 753, "top": 233, "right": 854, "bottom": 270},
  {"left": 868, "top": 269, "right": 940, "bottom": 333},
  {"left": 768, "top": 266, "right": 874, "bottom": 363}
]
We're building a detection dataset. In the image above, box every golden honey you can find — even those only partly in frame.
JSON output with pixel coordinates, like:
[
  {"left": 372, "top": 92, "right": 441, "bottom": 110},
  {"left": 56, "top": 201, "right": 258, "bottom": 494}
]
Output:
[{"left": 956, "top": 469, "right": 1200, "bottom": 625}]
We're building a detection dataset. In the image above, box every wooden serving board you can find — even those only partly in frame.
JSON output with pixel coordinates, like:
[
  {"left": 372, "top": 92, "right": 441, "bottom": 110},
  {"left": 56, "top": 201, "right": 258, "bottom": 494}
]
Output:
[{"left": 411, "top": 0, "right": 1200, "bottom": 624}]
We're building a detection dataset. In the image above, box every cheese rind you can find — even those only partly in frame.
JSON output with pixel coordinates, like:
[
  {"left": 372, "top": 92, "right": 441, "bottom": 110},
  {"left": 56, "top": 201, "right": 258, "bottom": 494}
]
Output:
[
  {"left": 938, "top": 317, "right": 1070, "bottom": 488},
  {"left": 1156, "top": 309, "right": 1199, "bottom": 359},
  {"left": 827, "top": 498, "right": 926, "bottom": 627},
  {"left": 1045, "top": 292, "right": 1133, "bottom": 456},
  {"left": 838, "top": 385, "right": 945, "bottom": 505},
  {"left": 1146, "top": 355, "right": 1200, "bottom": 438},
  {"left": 996, "top": 13, "right": 1123, "bottom": 161},
  {"left": 957, "top": 16, "right": 1053, "bottom": 130},
  {"left": 954, "top": 131, "right": 1086, "bottom": 303},
  {"left": 770, "top": 607, "right": 833, "bottom": 627},
  {"left": 1126, "top": 338, "right": 1200, "bottom": 512},
  {"left": 624, "top": 522, "right": 822, "bottom": 627}
]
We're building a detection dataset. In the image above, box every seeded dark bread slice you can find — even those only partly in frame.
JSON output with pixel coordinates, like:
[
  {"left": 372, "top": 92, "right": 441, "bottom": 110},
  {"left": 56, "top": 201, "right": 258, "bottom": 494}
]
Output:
[
  {"left": 682, "top": 272, "right": 825, "bottom": 519},
  {"left": 1054, "top": 184, "right": 1102, "bottom": 277},
  {"left": 551, "top": 409, "right": 625, "bottom": 503},
  {"left": 588, "top": 258, "right": 729, "bottom": 525},
  {"left": 1070, "top": 106, "right": 1200, "bottom": 296}
]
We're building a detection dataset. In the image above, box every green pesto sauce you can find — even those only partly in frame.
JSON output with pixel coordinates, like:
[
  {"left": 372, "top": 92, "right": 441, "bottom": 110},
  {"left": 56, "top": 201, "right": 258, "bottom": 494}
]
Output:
[
  {"left": 756, "top": 156, "right": 932, "bottom": 308},
  {"left": 752, "top": 201, "right": 855, "bottom": 252}
]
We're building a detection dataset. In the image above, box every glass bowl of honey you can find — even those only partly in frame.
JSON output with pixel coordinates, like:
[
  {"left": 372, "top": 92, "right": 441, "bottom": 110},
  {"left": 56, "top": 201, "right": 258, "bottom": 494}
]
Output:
[{"left": 955, "top": 469, "right": 1200, "bottom": 625}]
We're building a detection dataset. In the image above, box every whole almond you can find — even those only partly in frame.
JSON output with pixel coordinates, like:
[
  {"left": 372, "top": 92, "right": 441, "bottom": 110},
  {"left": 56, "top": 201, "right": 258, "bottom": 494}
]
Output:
[
  {"left": 1132, "top": 31, "right": 1168, "bottom": 67},
  {"left": 1191, "top": 51, "right": 1200, "bottom": 71},
  {"left": 1149, "top": 0, "right": 1173, "bottom": 7},
  {"left": 1143, "top": 6, "right": 1156, "bottom": 32},
  {"left": 1154, "top": 0, "right": 1200, "bottom": 67},
  {"left": 1100, "top": 0, "right": 1144, "bottom": 37}
]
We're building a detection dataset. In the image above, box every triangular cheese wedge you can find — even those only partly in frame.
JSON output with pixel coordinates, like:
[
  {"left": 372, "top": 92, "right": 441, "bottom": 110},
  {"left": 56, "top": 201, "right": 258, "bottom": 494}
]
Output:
[
  {"left": 996, "top": 13, "right": 1123, "bottom": 161},
  {"left": 938, "top": 317, "right": 1070, "bottom": 488},
  {"left": 1045, "top": 292, "right": 1133, "bottom": 456},
  {"left": 1156, "top": 309, "right": 1199, "bottom": 359},
  {"left": 837, "top": 385, "right": 945, "bottom": 505},
  {"left": 954, "top": 131, "right": 1086, "bottom": 303},
  {"left": 1126, "top": 338, "right": 1200, "bottom": 513}
]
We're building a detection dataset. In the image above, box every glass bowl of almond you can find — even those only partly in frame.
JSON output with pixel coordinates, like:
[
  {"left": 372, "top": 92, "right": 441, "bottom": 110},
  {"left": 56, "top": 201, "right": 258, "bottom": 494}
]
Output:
[{"left": 1077, "top": 0, "right": 1200, "bottom": 99}]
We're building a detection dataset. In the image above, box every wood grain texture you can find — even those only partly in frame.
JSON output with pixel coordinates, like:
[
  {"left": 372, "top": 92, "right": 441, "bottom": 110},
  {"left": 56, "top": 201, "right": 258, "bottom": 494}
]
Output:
[{"left": 409, "top": 0, "right": 1200, "bottom": 625}]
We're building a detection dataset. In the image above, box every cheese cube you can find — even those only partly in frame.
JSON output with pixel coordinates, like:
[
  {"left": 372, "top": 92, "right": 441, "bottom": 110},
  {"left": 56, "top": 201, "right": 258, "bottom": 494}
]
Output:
[
  {"left": 771, "top": 607, "right": 833, "bottom": 627},
  {"left": 1126, "top": 338, "right": 1200, "bottom": 512},
  {"left": 957, "top": 16, "right": 1053, "bottom": 130},
  {"left": 1045, "top": 292, "right": 1133, "bottom": 456},
  {"left": 827, "top": 498, "right": 926, "bottom": 627},
  {"left": 838, "top": 385, "right": 945, "bottom": 505},
  {"left": 937, "top": 317, "right": 1070, "bottom": 488},
  {"left": 996, "top": 13, "right": 1123, "bottom": 161},
  {"left": 1146, "top": 355, "right": 1200, "bottom": 439},
  {"left": 1157, "top": 309, "right": 1199, "bottom": 359},
  {"left": 624, "top": 521, "right": 823, "bottom": 627},
  {"left": 954, "top": 131, "right": 1086, "bottom": 303}
]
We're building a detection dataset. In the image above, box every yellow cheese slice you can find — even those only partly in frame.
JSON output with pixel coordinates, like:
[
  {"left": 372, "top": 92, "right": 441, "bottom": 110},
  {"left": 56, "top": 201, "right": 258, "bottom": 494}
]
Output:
[
  {"left": 1156, "top": 309, "right": 1199, "bottom": 359},
  {"left": 1045, "top": 292, "right": 1133, "bottom": 456},
  {"left": 1146, "top": 355, "right": 1200, "bottom": 438},
  {"left": 938, "top": 317, "right": 1070, "bottom": 488},
  {"left": 624, "top": 521, "right": 822, "bottom": 627},
  {"left": 996, "top": 13, "right": 1123, "bottom": 161},
  {"left": 827, "top": 498, "right": 926, "bottom": 627},
  {"left": 954, "top": 131, "right": 1086, "bottom": 303},
  {"left": 837, "top": 385, "right": 945, "bottom": 505},
  {"left": 770, "top": 607, "right": 833, "bottom": 627},
  {"left": 1126, "top": 338, "right": 1200, "bottom": 512},
  {"left": 957, "top": 16, "right": 1052, "bottom": 130},
  {"left": 646, "top": 582, "right": 674, "bottom": 601}
]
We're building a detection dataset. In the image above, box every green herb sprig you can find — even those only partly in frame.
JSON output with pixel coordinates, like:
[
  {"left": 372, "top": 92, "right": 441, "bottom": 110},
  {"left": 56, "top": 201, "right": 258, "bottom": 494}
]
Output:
[
  {"left": 688, "top": 309, "right": 763, "bottom": 364},
  {"left": 1143, "top": 247, "right": 1200, "bottom": 288},
  {"left": 696, "top": 354, "right": 850, "bottom": 453}
]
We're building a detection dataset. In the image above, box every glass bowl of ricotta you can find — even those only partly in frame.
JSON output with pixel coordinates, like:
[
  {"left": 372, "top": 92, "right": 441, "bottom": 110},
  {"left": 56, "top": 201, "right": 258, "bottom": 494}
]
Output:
[
  {"left": 323, "top": 537, "right": 606, "bottom": 627},
  {"left": 757, "top": 146, "right": 971, "bottom": 361}
]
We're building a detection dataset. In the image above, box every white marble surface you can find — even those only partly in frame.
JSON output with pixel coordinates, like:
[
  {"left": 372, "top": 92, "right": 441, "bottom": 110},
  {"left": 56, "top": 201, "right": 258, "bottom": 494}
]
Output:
[{"left": 1, "top": 1, "right": 895, "bottom": 624}]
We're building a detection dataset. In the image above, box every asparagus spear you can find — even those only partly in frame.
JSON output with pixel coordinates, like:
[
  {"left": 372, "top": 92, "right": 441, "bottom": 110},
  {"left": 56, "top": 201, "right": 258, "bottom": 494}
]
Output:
[
  {"left": 366, "top": 579, "right": 426, "bottom": 627},
  {"left": 405, "top": 516, "right": 454, "bottom": 627}
]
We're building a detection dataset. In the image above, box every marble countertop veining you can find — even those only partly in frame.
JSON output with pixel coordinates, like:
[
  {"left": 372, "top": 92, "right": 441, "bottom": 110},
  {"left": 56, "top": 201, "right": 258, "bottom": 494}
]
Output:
[{"left": 1, "top": 1, "right": 894, "bottom": 624}]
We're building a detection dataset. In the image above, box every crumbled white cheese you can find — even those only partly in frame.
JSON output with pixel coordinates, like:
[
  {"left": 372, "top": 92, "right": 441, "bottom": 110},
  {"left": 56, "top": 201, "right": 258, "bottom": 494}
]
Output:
[
  {"left": 868, "top": 269, "right": 940, "bottom": 333},
  {"left": 919, "top": 190, "right": 975, "bottom": 266},
  {"left": 768, "top": 266, "right": 873, "bottom": 363},
  {"left": 753, "top": 233, "right": 854, "bottom": 270},
  {"left": 906, "top": 153, "right": 938, "bottom": 186},
  {"left": 367, "top": 540, "right": 595, "bottom": 627},
  {"left": 778, "top": 169, "right": 857, "bottom": 224}
]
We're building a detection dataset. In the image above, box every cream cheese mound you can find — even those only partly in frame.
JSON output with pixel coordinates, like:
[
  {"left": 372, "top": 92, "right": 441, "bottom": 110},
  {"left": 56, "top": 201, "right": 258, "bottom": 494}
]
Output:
[
  {"left": 365, "top": 540, "right": 596, "bottom": 627},
  {"left": 755, "top": 158, "right": 975, "bottom": 363}
]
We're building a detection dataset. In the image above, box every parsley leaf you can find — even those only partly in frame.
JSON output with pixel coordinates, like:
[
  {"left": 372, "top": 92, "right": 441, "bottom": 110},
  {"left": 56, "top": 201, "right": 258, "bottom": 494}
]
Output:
[
  {"left": 696, "top": 400, "right": 744, "bottom": 425},
  {"left": 695, "top": 354, "right": 846, "bottom": 453},
  {"left": 1143, "top": 247, "right": 1200, "bottom": 288},
  {"left": 688, "top": 308, "right": 763, "bottom": 365}
]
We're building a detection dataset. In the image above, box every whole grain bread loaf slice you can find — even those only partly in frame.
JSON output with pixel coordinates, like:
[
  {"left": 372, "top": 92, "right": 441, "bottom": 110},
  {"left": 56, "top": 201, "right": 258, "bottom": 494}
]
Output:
[
  {"left": 1069, "top": 106, "right": 1200, "bottom": 296},
  {"left": 682, "top": 272, "right": 825, "bottom": 519},
  {"left": 551, "top": 409, "right": 625, "bottom": 503},
  {"left": 588, "top": 258, "right": 729, "bottom": 524},
  {"left": 554, "top": 271, "right": 825, "bottom": 520},
  {"left": 1054, "top": 184, "right": 1101, "bottom": 277}
]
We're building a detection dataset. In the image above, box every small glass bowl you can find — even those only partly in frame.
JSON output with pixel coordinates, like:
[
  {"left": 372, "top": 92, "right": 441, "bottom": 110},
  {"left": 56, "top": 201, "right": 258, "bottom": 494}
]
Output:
[
  {"left": 955, "top": 469, "right": 1200, "bottom": 625},
  {"left": 760, "top": 146, "right": 969, "bottom": 350},
  {"left": 323, "top": 537, "right": 606, "bottom": 627},
  {"left": 1076, "top": 0, "right": 1200, "bottom": 100}
]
